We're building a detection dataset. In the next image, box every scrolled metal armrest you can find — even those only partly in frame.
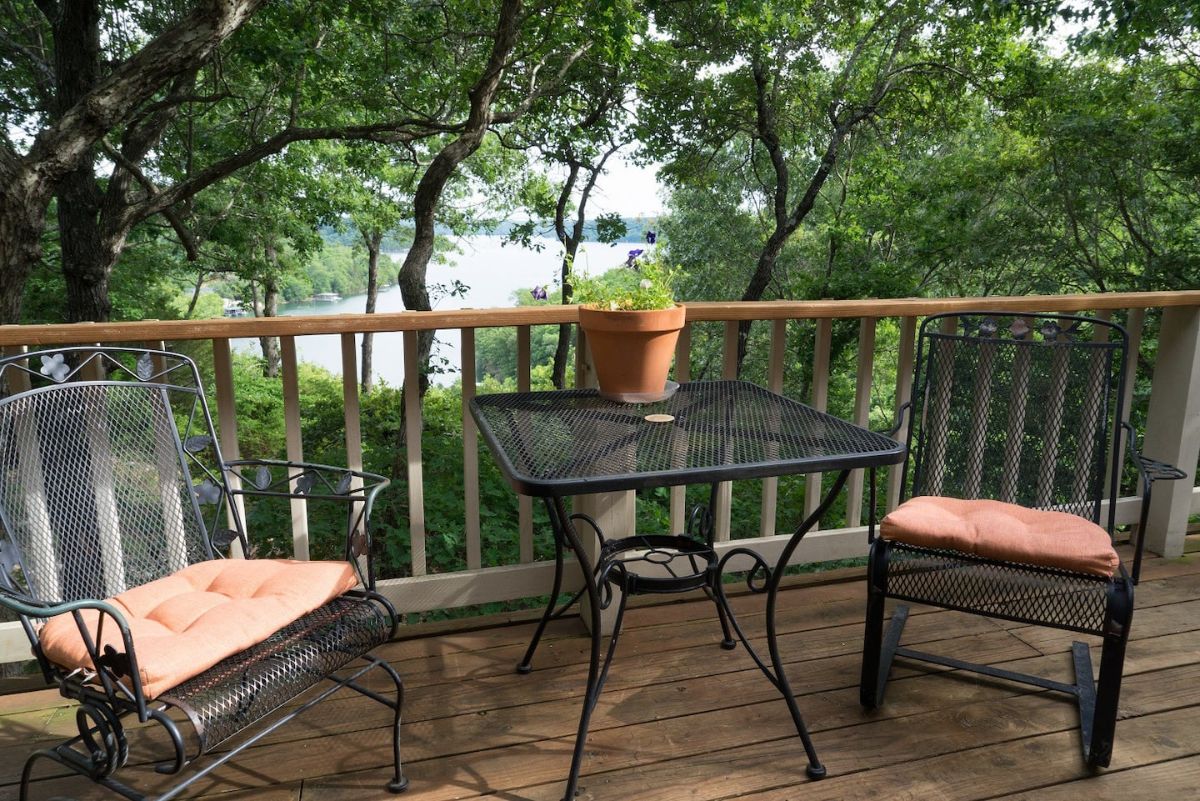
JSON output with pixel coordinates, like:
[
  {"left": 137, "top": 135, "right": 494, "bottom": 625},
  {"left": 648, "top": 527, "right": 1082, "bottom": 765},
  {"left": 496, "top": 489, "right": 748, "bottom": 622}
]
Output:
[
  {"left": 1121, "top": 422, "right": 1187, "bottom": 493},
  {"left": 0, "top": 586, "right": 130, "bottom": 632},
  {"left": 225, "top": 459, "right": 392, "bottom": 589},
  {"left": 878, "top": 401, "right": 912, "bottom": 439}
]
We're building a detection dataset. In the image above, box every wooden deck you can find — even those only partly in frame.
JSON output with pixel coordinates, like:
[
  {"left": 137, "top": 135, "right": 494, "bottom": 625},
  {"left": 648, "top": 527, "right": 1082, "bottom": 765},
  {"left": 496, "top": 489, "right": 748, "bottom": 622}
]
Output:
[{"left": 3, "top": 545, "right": 1199, "bottom": 801}]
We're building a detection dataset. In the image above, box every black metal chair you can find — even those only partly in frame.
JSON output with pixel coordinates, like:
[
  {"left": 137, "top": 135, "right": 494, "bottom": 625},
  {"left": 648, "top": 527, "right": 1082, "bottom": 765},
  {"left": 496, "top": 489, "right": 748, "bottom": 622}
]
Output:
[
  {"left": 0, "top": 347, "right": 409, "bottom": 800},
  {"left": 860, "top": 312, "right": 1185, "bottom": 769}
]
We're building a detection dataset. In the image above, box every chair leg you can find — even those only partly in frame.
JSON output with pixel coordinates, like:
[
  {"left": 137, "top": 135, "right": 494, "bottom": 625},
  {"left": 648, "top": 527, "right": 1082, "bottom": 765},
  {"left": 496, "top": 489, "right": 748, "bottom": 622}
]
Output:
[
  {"left": 860, "top": 579, "right": 886, "bottom": 708},
  {"left": 376, "top": 660, "right": 410, "bottom": 793},
  {"left": 704, "top": 583, "right": 737, "bottom": 650},
  {"left": 1087, "top": 633, "right": 1127, "bottom": 769}
]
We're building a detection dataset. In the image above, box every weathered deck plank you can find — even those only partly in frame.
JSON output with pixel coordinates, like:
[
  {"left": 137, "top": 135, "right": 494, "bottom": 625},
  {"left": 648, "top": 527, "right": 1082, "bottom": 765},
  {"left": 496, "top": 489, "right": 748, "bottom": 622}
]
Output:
[{"left": 1, "top": 551, "right": 1196, "bottom": 801}]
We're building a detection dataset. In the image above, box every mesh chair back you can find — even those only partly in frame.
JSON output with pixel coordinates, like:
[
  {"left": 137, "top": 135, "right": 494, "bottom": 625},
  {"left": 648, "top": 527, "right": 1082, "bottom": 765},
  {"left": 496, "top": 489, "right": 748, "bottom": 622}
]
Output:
[
  {"left": 0, "top": 349, "right": 229, "bottom": 603},
  {"left": 905, "top": 313, "right": 1126, "bottom": 529}
]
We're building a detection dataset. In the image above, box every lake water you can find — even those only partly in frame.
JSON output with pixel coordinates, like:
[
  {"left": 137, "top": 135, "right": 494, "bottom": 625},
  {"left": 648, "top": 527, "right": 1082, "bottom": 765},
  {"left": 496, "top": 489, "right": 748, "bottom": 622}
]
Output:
[{"left": 237, "top": 235, "right": 629, "bottom": 387}]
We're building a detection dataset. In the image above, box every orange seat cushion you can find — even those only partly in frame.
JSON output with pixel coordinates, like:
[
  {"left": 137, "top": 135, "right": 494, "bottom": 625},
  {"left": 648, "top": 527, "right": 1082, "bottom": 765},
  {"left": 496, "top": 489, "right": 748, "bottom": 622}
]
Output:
[
  {"left": 880, "top": 496, "right": 1119, "bottom": 578},
  {"left": 39, "top": 559, "right": 359, "bottom": 699}
]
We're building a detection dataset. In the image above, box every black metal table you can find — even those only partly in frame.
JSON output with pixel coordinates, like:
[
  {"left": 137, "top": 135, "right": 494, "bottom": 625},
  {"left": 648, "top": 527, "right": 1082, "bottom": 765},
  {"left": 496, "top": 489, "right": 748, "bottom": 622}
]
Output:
[{"left": 470, "top": 380, "right": 904, "bottom": 800}]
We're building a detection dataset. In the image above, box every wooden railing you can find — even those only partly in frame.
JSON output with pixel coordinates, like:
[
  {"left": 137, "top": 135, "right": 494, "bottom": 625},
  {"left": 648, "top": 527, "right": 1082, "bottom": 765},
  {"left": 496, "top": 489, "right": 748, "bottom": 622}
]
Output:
[{"left": 1, "top": 291, "right": 1198, "bottom": 662}]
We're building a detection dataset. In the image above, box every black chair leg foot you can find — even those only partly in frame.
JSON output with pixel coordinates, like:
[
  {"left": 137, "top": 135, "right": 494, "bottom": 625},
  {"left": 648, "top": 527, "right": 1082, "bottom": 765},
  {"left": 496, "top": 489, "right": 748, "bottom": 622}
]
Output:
[
  {"left": 516, "top": 663, "right": 533, "bottom": 674},
  {"left": 388, "top": 776, "right": 410, "bottom": 793},
  {"left": 806, "top": 763, "right": 827, "bottom": 779},
  {"left": 720, "top": 638, "right": 737, "bottom": 650}
]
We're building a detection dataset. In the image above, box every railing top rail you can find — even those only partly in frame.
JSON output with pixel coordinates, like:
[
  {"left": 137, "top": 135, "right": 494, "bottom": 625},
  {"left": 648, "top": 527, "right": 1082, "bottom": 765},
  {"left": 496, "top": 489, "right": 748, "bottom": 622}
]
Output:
[{"left": 2, "top": 291, "right": 1197, "bottom": 346}]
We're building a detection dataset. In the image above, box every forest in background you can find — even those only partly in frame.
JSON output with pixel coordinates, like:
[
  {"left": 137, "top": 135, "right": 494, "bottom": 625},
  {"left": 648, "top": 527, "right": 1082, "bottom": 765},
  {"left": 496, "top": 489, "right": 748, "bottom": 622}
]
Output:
[{"left": 2, "top": 0, "right": 1198, "bottom": 611}]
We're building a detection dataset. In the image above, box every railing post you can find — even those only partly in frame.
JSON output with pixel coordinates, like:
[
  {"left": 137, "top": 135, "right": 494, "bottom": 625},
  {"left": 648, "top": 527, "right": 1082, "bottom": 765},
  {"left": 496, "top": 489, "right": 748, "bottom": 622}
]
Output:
[
  {"left": 573, "top": 330, "right": 633, "bottom": 636},
  {"left": 1141, "top": 304, "right": 1200, "bottom": 558}
]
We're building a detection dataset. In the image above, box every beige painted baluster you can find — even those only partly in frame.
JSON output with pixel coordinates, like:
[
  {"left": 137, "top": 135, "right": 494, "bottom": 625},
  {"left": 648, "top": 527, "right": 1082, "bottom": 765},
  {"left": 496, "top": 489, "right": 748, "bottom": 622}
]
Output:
[
  {"left": 713, "top": 320, "right": 738, "bottom": 541},
  {"left": 759, "top": 319, "right": 787, "bottom": 537},
  {"left": 1143, "top": 304, "right": 1200, "bottom": 558},
  {"left": 886, "top": 317, "right": 917, "bottom": 510},
  {"left": 963, "top": 333, "right": 997, "bottom": 500},
  {"left": 804, "top": 319, "right": 832, "bottom": 525},
  {"left": 4, "top": 347, "right": 60, "bottom": 599},
  {"left": 517, "top": 326, "right": 534, "bottom": 563},
  {"left": 212, "top": 339, "right": 246, "bottom": 558},
  {"left": 280, "top": 336, "right": 309, "bottom": 560},
  {"left": 341, "top": 334, "right": 369, "bottom": 575},
  {"left": 147, "top": 341, "right": 188, "bottom": 572},
  {"left": 669, "top": 324, "right": 691, "bottom": 533},
  {"left": 1113, "top": 308, "right": 1144, "bottom": 497},
  {"left": 1072, "top": 312, "right": 1111, "bottom": 506},
  {"left": 845, "top": 318, "right": 877, "bottom": 526},
  {"left": 1035, "top": 329, "right": 1071, "bottom": 509},
  {"left": 461, "top": 327, "right": 482, "bottom": 570},
  {"left": 403, "top": 331, "right": 427, "bottom": 576},
  {"left": 924, "top": 316, "right": 959, "bottom": 498}
]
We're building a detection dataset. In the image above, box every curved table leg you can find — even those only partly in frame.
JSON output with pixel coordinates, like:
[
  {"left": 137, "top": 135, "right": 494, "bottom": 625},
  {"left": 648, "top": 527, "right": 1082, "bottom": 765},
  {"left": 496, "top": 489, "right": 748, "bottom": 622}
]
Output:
[
  {"left": 717, "top": 468, "right": 852, "bottom": 780},
  {"left": 543, "top": 496, "right": 605, "bottom": 801}
]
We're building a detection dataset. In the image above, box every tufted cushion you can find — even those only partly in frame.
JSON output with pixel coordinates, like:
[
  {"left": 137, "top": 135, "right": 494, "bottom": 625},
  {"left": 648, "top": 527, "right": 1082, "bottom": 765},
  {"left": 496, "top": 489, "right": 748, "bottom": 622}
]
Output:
[
  {"left": 881, "top": 496, "right": 1119, "bottom": 578},
  {"left": 39, "top": 559, "right": 359, "bottom": 699}
]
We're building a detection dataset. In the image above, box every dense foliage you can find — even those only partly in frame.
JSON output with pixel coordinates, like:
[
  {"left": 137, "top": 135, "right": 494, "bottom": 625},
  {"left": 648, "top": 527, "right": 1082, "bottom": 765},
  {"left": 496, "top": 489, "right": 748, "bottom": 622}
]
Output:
[{"left": 2, "top": 1, "right": 1197, "bottom": 615}]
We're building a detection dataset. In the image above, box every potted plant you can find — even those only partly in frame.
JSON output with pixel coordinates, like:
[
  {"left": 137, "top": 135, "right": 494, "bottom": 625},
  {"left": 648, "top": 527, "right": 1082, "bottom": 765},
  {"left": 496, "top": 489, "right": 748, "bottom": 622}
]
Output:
[{"left": 569, "top": 237, "right": 685, "bottom": 402}]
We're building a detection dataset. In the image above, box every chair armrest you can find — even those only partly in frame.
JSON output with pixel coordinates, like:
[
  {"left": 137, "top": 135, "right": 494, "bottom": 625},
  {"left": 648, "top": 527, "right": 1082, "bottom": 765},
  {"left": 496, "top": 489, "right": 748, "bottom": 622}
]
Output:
[
  {"left": 1121, "top": 422, "right": 1187, "bottom": 492},
  {"left": 0, "top": 587, "right": 150, "bottom": 711},
  {"left": 224, "top": 459, "right": 391, "bottom": 588},
  {"left": 879, "top": 401, "right": 912, "bottom": 439},
  {"left": 1120, "top": 422, "right": 1187, "bottom": 585}
]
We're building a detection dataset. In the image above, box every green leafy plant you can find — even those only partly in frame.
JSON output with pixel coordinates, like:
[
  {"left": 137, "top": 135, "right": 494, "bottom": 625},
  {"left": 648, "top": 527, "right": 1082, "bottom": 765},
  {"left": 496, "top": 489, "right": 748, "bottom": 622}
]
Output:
[{"left": 569, "top": 241, "right": 681, "bottom": 312}]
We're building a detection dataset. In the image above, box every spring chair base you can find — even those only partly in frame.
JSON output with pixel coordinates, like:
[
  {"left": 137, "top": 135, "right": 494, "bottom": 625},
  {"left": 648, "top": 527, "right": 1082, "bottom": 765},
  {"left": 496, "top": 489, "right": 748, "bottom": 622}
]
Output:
[
  {"left": 863, "top": 603, "right": 1121, "bottom": 769},
  {"left": 20, "top": 595, "right": 409, "bottom": 801}
]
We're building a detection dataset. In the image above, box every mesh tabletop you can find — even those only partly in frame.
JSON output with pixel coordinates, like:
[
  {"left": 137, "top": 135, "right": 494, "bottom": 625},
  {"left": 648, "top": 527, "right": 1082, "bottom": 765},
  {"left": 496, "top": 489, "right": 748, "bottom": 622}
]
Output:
[{"left": 471, "top": 380, "right": 905, "bottom": 496}]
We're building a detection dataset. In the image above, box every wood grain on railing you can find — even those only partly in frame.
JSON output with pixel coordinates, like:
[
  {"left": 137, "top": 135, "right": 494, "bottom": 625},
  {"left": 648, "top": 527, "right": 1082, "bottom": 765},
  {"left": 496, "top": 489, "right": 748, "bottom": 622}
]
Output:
[
  {"left": 6, "top": 291, "right": 1199, "bottom": 345},
  {"left": 804, "top": 318, "right": 832, "bottom": 525},
  {"left": 461, "top": 327, "right": 482, "bottom": 570},
  {"left": 403, "top": 331, "right": 427, "bottom": 576},
  {"left": 517, "top": 326, "right": 534, "bottom": 564},
  {"left": 280, "top": 336, "right": 309, "bottom": 561},
  {"left": 669, "top": 324, "right": 691, "bottom": 533},
  {"left": 845, "top": 317, "right": 877, "bottom": 527},
  {"left": 759, "top": 319, "right": 787, "bottom": 538}
]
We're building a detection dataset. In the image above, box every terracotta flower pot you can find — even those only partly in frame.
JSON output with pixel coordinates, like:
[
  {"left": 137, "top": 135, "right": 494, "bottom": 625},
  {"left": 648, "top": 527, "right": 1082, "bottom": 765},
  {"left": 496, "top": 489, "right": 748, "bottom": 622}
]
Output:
[{"left": 578, "top": 303, "right": 686, "bottom": 401}]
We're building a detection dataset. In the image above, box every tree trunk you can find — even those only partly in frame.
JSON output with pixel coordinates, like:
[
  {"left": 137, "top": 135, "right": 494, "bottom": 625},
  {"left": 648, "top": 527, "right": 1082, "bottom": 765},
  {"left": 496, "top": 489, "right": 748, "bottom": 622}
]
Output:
[
  {"left": 391, "top": 0, "right": 522, "bottom": 481},
  {"left": 552, "top": 239, "right": 579, "bottom": 389},
  {"left": 361, "top": 229, "right": 383, "bottom": 393},
  {"left": 258, "top": 244, "right": 281, "bottom": 378},
  {"left": 0, "top": 194, "right": 48, "bottom": 324}
]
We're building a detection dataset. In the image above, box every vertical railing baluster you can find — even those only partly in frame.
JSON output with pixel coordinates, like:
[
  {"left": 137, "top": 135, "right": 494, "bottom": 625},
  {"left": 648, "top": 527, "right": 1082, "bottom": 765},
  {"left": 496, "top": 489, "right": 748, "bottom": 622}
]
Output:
[
  {"left": 759, "top": 319, "right": 787, "bottom": 538},
  {"left": 714, "top": 321, "right": 739, "bottom": 541},
  {"left": 886, "top": 316, "right": 917, "bottom": 510},
  {"left": 804, "top": 319, "right": 832, "bottom": 525},
  {"left": 845, "top": 317, "right": 877, "bottom": 527},
  {"left": 926, "top": 315, "right": 959, "bottom": 498},
  {"left": 403, "top": 331, "right": 427, "bottom": 576},
  {"left": 212, "top": 338, "right": 246, "bottom": 558},
  {"left": 1114, "top": 308, "right": 1144, "bottom": 499},
  {"left": 280, "top": 336, "right": 309, "bottom": 560},
  {"left": 517, "top": 325, "right": 534, "bottom": 563},
  {"left": 670, "top": 323, "right": 692, "bottom": 533},
  {"left": 340, "top": 334, "right": 367, "bottom": 571},
  {"left": 462, "top": 327, "right": 482, "bottom": 570}
]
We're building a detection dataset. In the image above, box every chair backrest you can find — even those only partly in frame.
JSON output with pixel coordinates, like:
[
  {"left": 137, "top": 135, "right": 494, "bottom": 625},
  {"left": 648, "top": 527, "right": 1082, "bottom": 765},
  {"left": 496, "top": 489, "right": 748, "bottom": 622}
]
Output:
[
  {"left": 0, "top": 348, "right": 235, "bottom": 604},
  {"left": 903, "top": 312, "right": 1127, "bottom": 530}
]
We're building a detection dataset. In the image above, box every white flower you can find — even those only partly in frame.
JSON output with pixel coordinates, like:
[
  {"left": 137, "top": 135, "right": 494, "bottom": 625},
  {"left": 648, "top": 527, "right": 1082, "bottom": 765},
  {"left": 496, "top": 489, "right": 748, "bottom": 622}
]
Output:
[
  {"left": 609, "top": 300, "right": 619, "bottom": 311},
  {"left": 639, "top": 279, "right": 653, "bottom": 290}
]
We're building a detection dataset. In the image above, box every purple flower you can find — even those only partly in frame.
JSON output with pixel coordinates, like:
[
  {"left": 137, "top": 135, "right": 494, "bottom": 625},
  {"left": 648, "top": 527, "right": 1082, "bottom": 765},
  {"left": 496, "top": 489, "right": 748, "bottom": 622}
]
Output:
[
  {"left": 530, "top": 285, "right": 548, "bottom": 301},
  {"left": 645, "top": 230, "right": 657, "bottom": 244},
  {"left": 625, "top": 248, "right": 644, "bottom": 267}
]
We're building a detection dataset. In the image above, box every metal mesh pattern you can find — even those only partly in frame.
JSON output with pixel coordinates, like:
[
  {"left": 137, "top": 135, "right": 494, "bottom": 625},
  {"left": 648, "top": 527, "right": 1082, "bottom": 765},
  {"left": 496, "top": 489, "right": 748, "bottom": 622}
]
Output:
[
  {"left": 159, "top": 595, "right": 392, "bottom": 752},
  {"left": 885, "top": 541, "right": 1110, "bottom": 634},
  {"left": 0, "top": 382, "right": 211, "bottom": 603},
  {"left": 472, "top": 380, "right": 903, "bottom": 495},
  {"left": 909, "top": 314, "right": 1124, "bottom": 523}
]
